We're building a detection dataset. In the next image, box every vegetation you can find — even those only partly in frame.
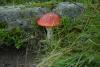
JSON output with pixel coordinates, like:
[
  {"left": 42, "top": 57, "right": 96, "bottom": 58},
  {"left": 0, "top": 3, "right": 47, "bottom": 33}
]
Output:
[{"left": 0, "top": 0, "right": 100, "bottom": 67}]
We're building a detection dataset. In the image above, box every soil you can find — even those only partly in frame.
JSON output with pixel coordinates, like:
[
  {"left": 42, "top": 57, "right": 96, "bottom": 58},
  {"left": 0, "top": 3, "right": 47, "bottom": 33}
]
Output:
[{"left": 0, "top": 46, "right": 36, "bottom": 67}]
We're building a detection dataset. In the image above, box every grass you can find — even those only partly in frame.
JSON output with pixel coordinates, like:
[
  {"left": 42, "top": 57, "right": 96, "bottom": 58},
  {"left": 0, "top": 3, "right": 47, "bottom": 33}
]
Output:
[{"left": 36, "top": 1, "right": 100, "bottom": 67}]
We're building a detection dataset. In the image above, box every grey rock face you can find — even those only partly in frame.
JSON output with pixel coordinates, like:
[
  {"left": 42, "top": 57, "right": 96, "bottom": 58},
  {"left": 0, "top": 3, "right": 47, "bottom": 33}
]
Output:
[
  {"left": 0, "top": 2, "right": 85, "bottom": 30},
  {"left": 53, "top": 2, "right": 85, "bottom": 18},
  {"left": 31, "top": 7, "right": 50, "bottom": 19},
  {"left": 0, "top": 6, "right": 50, "bottom": 30}
]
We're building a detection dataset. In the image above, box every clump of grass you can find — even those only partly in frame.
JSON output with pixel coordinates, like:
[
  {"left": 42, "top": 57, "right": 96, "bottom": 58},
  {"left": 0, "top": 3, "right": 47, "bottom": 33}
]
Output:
[
  {"left": 36, "top": 1, "right": 100, "bottom": 67},
  {"left": 0, "top": 27, "right": 27, "bottom": 48},
  {"left": 0, "top": 20, "right": 40, "bottom": 49}
]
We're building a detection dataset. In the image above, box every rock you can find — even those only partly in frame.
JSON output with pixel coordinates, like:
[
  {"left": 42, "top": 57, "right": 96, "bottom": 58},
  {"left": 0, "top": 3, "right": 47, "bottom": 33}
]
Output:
[
  {"left": 0, "top": 2, "right": 85, "bottom": 30},
  {"left": 0, "top": 6, "right": 50, "bottom": 30},
  {"left": 53, "top": 2, "right": 85, "bottom": 19}
]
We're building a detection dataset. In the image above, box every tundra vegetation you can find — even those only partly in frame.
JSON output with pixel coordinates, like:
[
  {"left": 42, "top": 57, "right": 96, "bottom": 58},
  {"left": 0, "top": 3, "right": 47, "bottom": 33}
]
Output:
[{"left": 0, "top": 0, "right": 100, "bottom": 67}]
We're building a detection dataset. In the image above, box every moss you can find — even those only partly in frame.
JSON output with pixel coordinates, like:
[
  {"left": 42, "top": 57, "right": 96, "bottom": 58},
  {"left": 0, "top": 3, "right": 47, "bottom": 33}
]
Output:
[
  {"left": 30, "top": 2, "right": 56, "bottom": 7},
  {"left": 0, "top": 27, "right": 25, "bottom": 48},
  {"left": 0, "top": 22, "right": 7, "bottom": 29},
  {"left": 0, "top": 21, "right": 33, "bottom": 49}
]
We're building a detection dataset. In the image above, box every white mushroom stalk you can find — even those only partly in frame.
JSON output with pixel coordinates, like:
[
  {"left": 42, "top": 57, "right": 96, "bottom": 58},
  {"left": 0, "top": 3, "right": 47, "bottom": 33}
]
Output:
[{"left": 46, "top": 28, "right": 53, "bottom": 40}]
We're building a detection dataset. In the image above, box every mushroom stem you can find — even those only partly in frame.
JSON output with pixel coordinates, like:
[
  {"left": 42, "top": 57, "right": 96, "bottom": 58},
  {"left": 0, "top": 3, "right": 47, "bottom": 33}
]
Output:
[{"left": 46, "top": 28, "right": 53, "bottom": 41}]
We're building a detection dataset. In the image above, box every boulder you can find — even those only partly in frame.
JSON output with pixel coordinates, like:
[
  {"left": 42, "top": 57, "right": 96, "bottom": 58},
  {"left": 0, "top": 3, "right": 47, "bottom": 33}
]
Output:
[{"left": 53, "top": 2, "right": 85, "bottom": 19}]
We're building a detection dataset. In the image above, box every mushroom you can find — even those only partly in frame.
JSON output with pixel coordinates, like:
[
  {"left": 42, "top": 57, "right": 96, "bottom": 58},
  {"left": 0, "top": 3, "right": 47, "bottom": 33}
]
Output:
[{"left": 37, "top": 12, "right": 61, "bottom": 41}]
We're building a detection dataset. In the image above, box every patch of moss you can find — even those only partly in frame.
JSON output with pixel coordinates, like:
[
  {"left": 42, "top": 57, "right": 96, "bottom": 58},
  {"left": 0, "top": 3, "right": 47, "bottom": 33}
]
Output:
[{"left": 0, "top": 22, "right": 7, "bottom": 29}]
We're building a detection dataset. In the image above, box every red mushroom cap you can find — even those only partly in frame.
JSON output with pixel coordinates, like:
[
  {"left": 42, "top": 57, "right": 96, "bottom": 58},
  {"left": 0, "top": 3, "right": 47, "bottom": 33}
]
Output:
[{"left": 37, "top": 12, "right": 61, "bottom": 28}]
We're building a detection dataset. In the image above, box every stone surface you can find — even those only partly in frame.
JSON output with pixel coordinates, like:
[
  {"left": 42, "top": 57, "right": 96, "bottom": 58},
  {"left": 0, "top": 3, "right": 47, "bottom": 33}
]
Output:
[
  {"left": 0, "top": 2, "right": 85, "bottom": 30},
  {"left": 53, "top": 2, "right": 85, "bottom": 18},
  {"left": 0, "top": 6, "right": 50, "bottom": 30}
]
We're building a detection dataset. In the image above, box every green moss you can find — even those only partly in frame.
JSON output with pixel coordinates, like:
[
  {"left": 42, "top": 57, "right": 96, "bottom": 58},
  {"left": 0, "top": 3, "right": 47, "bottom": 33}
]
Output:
[
  {"left": 0, "top": 21, "right": 37, "bottom": 49},
  {"left": 0, "top": 27, "right": 25, "bottom": 48}
]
